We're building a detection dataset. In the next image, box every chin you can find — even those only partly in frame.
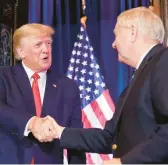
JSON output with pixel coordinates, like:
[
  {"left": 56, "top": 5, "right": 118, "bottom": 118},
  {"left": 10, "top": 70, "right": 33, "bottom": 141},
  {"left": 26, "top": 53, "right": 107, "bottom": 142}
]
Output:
[{"left": 41, "top": 64, "right": 51, "bottom": 71}]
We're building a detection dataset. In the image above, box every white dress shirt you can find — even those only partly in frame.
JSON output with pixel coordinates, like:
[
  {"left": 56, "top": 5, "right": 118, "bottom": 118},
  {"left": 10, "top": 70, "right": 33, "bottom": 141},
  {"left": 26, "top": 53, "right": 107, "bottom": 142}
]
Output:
[
  {"left": 131, "top": 44, "right": 157, "bottom": 80},
  {"left": 135, "top": 44, "right": 157, "bottom": 69},
  {"left": 22, "top": 61, "right": 47, "bottom": 136}
]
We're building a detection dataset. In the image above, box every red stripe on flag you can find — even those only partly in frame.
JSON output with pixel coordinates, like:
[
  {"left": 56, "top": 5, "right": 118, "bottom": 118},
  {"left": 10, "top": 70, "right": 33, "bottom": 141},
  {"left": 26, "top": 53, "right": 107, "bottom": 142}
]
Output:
[
  {"left": 81, "top": 94, "right": 113, "bottom": 163},
  {"left": 103, "top": 90, "right": 115, "bottom": 112},
  {"left": 82, "top": 110, "right": 101, "bottom": 164},
  {"left": 81, "top": 103, "right": 112, "bottom": 163},
  {"left": 82, "top": 110, "right": 92, "bottom": 128},
  {"left": 100, "top": 154, "right": 112, "bottom": 161},
  {"left": 86, "top": 153, "right": 94, "bottom": 164},
  {"left": 90, "top": 100, "right": 107, "bottom": 127}
]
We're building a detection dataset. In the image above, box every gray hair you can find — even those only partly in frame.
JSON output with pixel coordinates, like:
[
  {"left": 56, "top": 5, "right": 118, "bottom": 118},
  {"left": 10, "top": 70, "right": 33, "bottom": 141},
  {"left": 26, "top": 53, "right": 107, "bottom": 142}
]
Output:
[{"left": 117, "top": 7, "right": 165, "bottom": 43}]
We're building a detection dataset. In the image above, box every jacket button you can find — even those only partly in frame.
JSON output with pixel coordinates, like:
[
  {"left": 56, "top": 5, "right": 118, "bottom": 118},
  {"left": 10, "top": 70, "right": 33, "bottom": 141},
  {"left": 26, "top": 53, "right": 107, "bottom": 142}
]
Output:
[{"left": 112, "top": 144, "right": 117, "bottom": 150}]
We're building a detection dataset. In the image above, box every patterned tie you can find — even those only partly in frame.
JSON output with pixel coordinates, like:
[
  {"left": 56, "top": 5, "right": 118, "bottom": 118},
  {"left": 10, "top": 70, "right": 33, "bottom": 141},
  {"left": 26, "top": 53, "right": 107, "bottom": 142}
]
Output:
[{"left": 31, "top": 73, "right": 42, "bottom": 164}]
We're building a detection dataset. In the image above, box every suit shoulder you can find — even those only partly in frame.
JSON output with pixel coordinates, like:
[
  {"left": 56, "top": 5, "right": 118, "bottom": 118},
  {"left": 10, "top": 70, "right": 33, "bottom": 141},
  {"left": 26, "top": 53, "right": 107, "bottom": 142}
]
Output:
[
  {"left": 0, "top": 66, "right": 11, "bottom": 71},
  {"left": 161, "top": 48, "right": 168, "bottom": 59},
  {"left": 0, "top": 66, "right": 13, "bottom": 75},
  {"left": 61, "top": 76, "right": 78, "bottom": 88},
  {"left": 61, "top": 76, "right": 77, "bottom": 85},
  {"left": 54, "top": 74, "right": 80, "bottom": 96},
  {"left": 150, "top": 48, "right": 168, "bottom": 80},
  {"left": 155, "top": 48, "right": 168, "bottom": 67},
  {"left": 51, "top": 72, "right": 78, "bottom": 88}
]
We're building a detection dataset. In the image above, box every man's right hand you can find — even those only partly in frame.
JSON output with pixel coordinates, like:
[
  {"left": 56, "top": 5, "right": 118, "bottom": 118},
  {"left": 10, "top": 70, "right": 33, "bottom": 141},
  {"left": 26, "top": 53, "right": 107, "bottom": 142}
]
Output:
[{"left": 28, "top": 115, "right": 57, "bottom": 142}]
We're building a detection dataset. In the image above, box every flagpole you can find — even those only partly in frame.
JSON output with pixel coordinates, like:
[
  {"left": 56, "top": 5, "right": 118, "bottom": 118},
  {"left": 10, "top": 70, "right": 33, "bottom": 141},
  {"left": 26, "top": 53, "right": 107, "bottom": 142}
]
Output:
[
  {"left": 81, "top": 0, "right": 86, "bottom": 15},
  {"left": 81, "top": 0, "right": 87, "bottom": 28}
]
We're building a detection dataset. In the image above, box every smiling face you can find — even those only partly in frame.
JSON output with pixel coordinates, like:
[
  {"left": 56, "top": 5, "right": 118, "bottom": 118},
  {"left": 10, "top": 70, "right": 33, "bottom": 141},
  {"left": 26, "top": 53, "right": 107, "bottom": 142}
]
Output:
[{"left": 19, "top": 35, "right": 52, "bottom": 72}]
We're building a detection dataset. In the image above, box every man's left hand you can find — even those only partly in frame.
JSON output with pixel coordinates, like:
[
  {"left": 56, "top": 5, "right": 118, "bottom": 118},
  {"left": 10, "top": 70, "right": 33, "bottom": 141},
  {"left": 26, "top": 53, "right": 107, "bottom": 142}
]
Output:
[{"left": 103, "top": 158, "right": 122, "bottom": 164}]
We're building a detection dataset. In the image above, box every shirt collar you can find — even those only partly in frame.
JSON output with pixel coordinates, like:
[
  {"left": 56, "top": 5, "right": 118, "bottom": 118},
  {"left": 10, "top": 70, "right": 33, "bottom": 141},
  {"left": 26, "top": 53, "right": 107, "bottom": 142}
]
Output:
[
  {"left": 136, "top": 44, "right": 157, "bottom": 69},
  {"left": 22, "top": 61, "right": 47, "bottom": 79}
]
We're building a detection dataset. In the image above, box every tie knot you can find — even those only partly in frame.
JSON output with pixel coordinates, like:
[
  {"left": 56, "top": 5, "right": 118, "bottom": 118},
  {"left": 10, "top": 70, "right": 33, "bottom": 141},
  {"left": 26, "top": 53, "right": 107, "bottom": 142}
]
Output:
[{"left": 32, "top": 73, "right": 40, "bottom": 80}]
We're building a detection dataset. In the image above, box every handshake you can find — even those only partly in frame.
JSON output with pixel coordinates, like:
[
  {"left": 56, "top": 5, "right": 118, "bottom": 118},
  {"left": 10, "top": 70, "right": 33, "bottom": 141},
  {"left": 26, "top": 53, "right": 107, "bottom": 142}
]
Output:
[{"left": 27, "top": 115, "right": 64, "bottom": 142}]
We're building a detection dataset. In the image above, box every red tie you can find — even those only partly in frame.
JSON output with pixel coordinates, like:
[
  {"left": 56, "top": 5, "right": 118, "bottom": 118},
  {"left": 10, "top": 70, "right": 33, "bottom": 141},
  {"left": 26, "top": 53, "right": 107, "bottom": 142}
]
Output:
[
  {"left": 32, "top": 73, "right": 42, "bottom": 117},
  {"left": 31, "top": 73, "right": 42, "bottom": 164}
]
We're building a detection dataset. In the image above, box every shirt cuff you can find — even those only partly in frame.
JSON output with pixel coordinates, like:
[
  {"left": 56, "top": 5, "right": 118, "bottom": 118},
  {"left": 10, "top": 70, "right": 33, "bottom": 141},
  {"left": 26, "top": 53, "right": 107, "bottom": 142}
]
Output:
[
  {"left": 59, "top": 127, "right": 65, "bottom": 139},
  {"left": 24, "top": 117, "right": 34, "bottom": 136}
]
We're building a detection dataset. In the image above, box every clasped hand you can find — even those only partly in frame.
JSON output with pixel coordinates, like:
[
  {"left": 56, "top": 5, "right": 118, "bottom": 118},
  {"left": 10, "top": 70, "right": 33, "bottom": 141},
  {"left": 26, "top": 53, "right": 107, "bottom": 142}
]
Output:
[{"left": 28, "top": 115, "right": 63, "bottom": 142}]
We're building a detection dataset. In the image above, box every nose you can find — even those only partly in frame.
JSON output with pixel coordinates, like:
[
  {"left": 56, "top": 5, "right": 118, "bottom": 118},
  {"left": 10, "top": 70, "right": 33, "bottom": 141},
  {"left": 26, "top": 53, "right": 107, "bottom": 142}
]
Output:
[
  {"left": 42, "top": 43, "right": 49, "bottom": 53},
  {"left": 112, "top": 41, "right": 116, "bottom": 49}
]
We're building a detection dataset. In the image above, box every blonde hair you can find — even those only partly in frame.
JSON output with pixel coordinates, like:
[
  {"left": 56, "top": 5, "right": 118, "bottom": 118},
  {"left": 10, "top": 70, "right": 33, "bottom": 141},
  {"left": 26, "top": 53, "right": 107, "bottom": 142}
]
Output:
[
  {"left": 117, "top": 7, "right": 165, "bottom": 43},
  {"left": 13, "top": 23, "right": 55, "bottom": 60}
]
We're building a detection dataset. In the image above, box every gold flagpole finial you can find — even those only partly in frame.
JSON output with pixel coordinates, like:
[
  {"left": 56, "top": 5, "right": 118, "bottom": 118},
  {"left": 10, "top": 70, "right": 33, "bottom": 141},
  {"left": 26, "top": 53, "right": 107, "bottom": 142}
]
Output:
[{"left": 80, "top": 16, "right": 87, "bottom": 28}]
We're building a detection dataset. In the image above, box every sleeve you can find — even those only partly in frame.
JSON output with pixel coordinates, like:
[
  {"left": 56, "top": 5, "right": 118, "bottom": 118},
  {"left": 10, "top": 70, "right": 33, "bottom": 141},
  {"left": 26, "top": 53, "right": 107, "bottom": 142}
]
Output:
[
  {"left": 60, "top": 87, "right": 127, "bottom": 154},
  {"left": 121, "top": 52, "right": 168, "bottom": 164},
  {"left": 0, "top": 74, "right": 33, "bottom": 138},
  {"left": 61, "top": 124, "right": 113, "bottom": 154},
  {"left": 60, "top": 111, "right": 115, "bottom": 154},
  {"left": 65, "top": 82, "right": 86, "bottom": 164}
]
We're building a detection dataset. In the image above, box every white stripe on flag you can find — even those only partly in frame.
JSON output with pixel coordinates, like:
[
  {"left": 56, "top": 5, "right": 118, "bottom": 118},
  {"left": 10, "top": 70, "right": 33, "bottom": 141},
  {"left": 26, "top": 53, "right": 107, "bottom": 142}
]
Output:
[
  {"left": 89, "top": 153, "right": 103, "bottom": 164},
  {"left": 97, "top": 93, "right": 114, "bottom": 120},
  {"left": 108, "top": 154, "right": 113, "bottom": 159},
  {"left": 83, "top": 103, "right": 103, "bottom": 129}
]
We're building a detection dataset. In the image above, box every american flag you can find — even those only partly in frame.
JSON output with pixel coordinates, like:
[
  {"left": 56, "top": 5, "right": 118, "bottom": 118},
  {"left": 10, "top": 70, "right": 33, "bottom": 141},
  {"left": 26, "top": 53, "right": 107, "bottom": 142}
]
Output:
[{"left": 66, "top": 24, "right": 115, "bottom": 164}]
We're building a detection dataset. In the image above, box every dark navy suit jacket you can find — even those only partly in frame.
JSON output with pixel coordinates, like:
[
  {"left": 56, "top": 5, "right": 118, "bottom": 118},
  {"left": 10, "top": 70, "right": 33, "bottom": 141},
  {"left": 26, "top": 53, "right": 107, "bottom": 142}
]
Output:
[
  {"left": 60, "top": 44, "right": 168, "bottom": 163},
  {"left": 0, "top": 64, "right": 86, "bottom": 164}
]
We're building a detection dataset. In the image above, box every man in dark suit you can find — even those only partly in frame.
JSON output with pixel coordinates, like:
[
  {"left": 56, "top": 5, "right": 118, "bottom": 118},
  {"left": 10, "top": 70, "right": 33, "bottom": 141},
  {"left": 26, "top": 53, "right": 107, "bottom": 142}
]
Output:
[
  {"left": 0, "top": 23, "right": 85, "bottom": 164},
  {"left": 54, "top": 7, "right": 168, "bottom": 164}
]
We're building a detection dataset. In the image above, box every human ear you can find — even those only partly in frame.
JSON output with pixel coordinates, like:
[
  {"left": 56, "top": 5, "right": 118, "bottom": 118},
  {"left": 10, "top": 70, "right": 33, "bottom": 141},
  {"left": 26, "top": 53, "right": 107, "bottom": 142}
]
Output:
[{"left": 16, "top": 46, "right": 25, "bottom": 59}]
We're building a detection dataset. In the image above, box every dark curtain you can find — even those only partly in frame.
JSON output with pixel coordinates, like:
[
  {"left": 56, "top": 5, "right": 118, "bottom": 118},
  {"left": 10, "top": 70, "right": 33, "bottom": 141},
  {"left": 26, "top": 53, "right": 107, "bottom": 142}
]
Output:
[{"left": 28, "top": 0, "right": 150, "bottom": 103}]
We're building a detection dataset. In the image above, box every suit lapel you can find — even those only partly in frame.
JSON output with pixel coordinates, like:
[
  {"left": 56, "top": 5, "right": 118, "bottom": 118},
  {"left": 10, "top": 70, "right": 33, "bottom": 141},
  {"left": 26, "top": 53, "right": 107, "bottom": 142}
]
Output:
[
  {"left": 13, "top": 65, "right": 61, "bottom": 117},
  {"left": 12, "top": 64, "right": 35, "bottom": 115},
  {"left": 114, "top": 44, "right": 164, "bottom": 127}
]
